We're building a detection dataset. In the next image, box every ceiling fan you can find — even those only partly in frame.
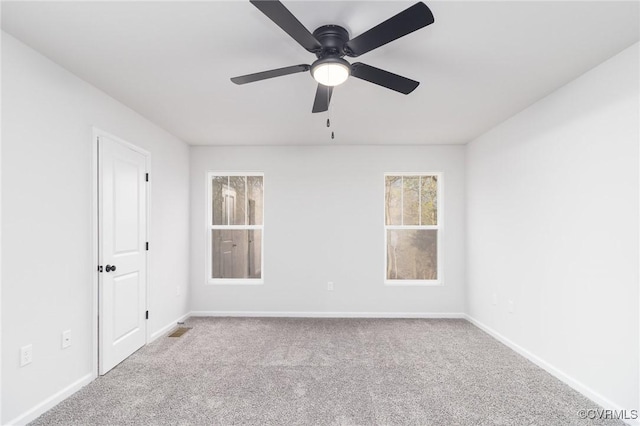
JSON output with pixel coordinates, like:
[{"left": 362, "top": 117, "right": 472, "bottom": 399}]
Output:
[{"left": 231, "top": 0, "right": 435, "bottom": 113}]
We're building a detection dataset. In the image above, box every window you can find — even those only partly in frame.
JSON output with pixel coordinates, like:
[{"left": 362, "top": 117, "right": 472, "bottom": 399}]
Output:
[
  {"left": 384, "top": 173, "right": 441, "bottom": 284},
  {"left": 208, "top": 173, "right": 264, "bottom": 284}
]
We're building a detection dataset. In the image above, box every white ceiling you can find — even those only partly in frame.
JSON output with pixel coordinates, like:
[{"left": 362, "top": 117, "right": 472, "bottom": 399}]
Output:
[{"left": 2, "top": 1, "right": 639, "bottom": 145}]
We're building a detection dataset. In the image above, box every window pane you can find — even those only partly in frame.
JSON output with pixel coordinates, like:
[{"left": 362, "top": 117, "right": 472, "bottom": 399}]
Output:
[
  {"left": 212, "top": 229, "right": 262, "bottom": 279},
  {"left": 212, "top": 176, "right": 226, "bottom": 225},
  {"left": 386, "top": 229, "right": 437, "bottom": 280},
  {"left": 420, "top": 176, "right": 438, "bottom": 226},
  {"left": 385, "top": 176, "right": 402, "bottom": 225},
  {"left": 229, "top": 176, "right": 246, "bottom": 225},
  {"left": 402, "top": 176, "right": 420, "bottom": 225},
  {"left": 247, "top": 176, "right": 263, "bottom": 225},
  {"left": 248, "top": 229, "right": 262, "bottom": 278}
]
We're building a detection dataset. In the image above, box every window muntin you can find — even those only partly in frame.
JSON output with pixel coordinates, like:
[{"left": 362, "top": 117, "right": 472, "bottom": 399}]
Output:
[
  {"left": 208, "top": 173, "right": 264, "bottom": 284},
  {"left": 384, "top": 174, "right": 441, "bottom": 284}
]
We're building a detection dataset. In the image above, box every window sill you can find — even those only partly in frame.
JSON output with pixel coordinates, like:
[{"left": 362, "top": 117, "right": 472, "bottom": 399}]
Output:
[
  {"left": 207, "top": 279, "right": 264, "bottom": 286},
  {"left": 384, "top": 280, "right": 443, "bottom": 287}
]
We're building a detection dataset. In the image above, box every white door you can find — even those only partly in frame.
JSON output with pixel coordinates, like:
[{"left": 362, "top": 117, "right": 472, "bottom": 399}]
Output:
[{"left": 98, "top": 134, "right": 148, "bottom": 375}]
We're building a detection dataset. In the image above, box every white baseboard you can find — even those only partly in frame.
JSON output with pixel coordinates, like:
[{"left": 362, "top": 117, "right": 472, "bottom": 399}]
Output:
[
  {"left": 464, "top": 315, "right": 639, "bottom": 426},
  {"left": 6, "top": 372, "right": 94, "bottom": 426},
  {"left": 150, "top": 311, "right": 192, "bottom": 342},
  {"left": 189, "top": 311, "right": 465, "bottom": 319}
]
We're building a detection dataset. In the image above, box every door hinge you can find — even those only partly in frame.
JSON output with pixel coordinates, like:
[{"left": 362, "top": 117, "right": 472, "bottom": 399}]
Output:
[
  {"left": 145, "top": 173, "right": 149, "bottom": 182},
  {"left": 146, "top": 242, "right": 149, "bottom": 251},
  {"left": 145, "top": 311, "right": 149, "bottom": 320},
  {"left": 98, "top": 265, "right": 103, "bottom": 273}
]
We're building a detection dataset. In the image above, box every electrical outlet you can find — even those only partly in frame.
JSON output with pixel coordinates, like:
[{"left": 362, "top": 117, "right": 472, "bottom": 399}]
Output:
[
  {"left": 508, "top": 300, "right": 514, "bottom": 313},
  {"left": 176, "top": 286, "right": 181, "bottom": 297},
  {"left": 492, "top": 293, "right": 498, "bottom": 306},
  {"left": 20, "top": 344, "right": 33, "bottom": 367},
  {"left": 327, "top": 281, "right": 334, "bottom": 291},
  {"left": 62, "top": 330, "right": 72, "bottom": 349}
]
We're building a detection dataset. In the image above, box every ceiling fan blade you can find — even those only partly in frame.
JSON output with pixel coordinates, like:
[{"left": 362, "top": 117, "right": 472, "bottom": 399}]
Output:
[
  {"left": 312, "top": 84, "right": 333, "bottom": 113},
  {"left": 344, "top": 2, "right": 434, "bottom": 57},
  {"left": 231, "top": 64, "right": 310, "bottom": 85},
  {"left": 250, "top": 0, "right": 322, "bottom": 53},
  {"left": 350, "top": 63, "right": 419, "bottom": 94}
]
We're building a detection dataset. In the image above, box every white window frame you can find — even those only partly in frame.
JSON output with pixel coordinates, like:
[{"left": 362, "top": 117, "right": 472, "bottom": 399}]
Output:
[
  {"left": 384, "top": 172, "right": 443, "bottom": 286},
  {"left": 207, "top": 171, "right": 264, "bottom": 285}
]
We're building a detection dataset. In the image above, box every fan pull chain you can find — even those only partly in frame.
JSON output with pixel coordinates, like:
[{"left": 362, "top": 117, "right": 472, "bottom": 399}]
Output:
[{"left": 327, "top": 87, "right": 336, "bottom": 141}]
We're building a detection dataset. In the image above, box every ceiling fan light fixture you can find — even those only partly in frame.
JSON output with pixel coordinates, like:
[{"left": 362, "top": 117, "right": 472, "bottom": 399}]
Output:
[{"left": 311, "top": 58, "right": 351, "bottom": 87}]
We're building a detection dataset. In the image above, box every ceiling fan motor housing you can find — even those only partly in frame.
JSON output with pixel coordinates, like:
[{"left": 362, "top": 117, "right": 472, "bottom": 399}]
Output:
[{"left": 312, "top": 25, "right": 350, "bottom": 59}]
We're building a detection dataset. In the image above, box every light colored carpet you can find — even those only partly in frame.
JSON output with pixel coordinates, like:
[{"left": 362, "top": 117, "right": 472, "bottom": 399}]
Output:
[{"left": 30, "top": 318, "right": 623, "bottom": 425}]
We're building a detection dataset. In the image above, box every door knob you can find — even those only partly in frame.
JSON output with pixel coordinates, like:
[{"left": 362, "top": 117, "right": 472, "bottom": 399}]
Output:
[{"left": 105, "top": 265, "right": 117, "bottom": 272}]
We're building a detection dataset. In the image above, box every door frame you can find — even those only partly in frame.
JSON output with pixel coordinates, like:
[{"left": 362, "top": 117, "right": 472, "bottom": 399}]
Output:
[{"left": 91, "top": 127, "right": 151, "bottom": 377}]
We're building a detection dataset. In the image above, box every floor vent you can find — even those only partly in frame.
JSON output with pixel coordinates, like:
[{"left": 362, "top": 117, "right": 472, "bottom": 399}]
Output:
[{"left": 168, "top": 327, "right": 192, "bottom": 338}]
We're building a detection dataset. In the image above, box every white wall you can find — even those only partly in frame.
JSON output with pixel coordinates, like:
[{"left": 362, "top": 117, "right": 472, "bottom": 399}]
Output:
[
  {"left": 466, "top": 43, "right": 639, "bottom": 412},
  {"left": 0, "top": 29, "right": 4, "bottom": 425},
  {"left": 190, "top": 145, "right": 465, "bottom": 315},
  {"left": 1, "top": 33, "right": 190, "bottom": 423}
]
